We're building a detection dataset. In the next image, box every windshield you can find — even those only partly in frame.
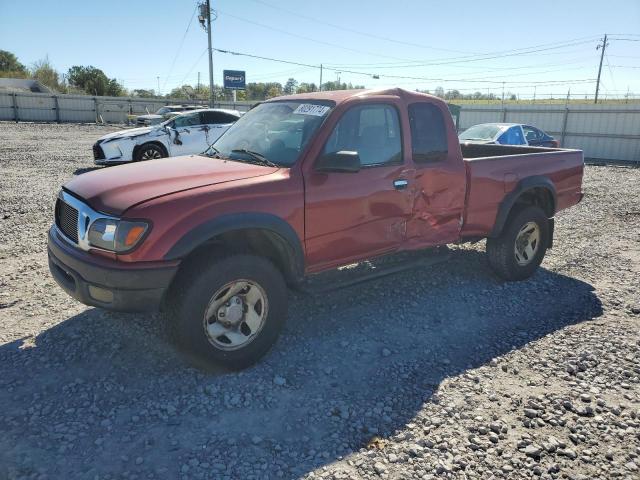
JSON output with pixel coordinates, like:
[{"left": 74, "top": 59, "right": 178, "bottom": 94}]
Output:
[
  {"left": 459, "top": 124, "right": 504, "bottom": 141},
  {"left": 154, "top": 107, "right": 173, "bottom": 115},
  {"left": 206, "top": 100, "right": 334, "bottom": 167}
]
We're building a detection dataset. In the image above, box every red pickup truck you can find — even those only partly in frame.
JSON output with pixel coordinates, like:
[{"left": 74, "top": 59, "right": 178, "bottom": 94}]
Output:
[{"left": 48, "top": 88, "right": 584, "bottom": 368}]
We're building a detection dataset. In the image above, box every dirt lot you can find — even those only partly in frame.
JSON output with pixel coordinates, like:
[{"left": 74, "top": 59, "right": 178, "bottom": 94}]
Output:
[{"left": 0, "top": 122, "right": 638, "bottom": 480}]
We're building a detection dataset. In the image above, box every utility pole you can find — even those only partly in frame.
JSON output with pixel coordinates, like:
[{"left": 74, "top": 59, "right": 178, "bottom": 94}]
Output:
[
  {"left": 157, "top": 76, "right": 160, "bottom": 96},
  {"left": 319, "top": 64, "right": 323, "bottom": 92},
  {"left": 594, "top": 34, "right": 608, "bottom": 104},
  {"left": 197, "top": 71, "right": 201, "bottom": 99},
  {"left": 206, "top": 0, "right": 214, "bottom": 107},
  {"left": 199, "top": 1, "right": 215, "bottom": 107}
]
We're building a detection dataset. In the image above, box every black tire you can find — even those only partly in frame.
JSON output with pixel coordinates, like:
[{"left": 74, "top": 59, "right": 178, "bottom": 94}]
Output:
[
  {"left": 486, "top": 205, "right": 549, "bottom": 281},
  {"left": 134, "top": 142, "right": 166, "bottom": 162},
  {"left": 166, "top": 254, "right": 288, "bottom": 370}
]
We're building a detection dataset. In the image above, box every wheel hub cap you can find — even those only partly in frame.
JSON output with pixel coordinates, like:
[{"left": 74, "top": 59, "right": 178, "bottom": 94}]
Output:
[
  {"left": 203, "top": 280, "right": 268, "bottom": 351},
  {"left": 514, "top": 221, "right": 540, "bottom": 266}
]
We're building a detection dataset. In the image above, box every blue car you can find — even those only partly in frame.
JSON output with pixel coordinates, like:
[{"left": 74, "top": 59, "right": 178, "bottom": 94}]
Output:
[{"left": 459, "top": 123, "right": 559, "bottom": 147}]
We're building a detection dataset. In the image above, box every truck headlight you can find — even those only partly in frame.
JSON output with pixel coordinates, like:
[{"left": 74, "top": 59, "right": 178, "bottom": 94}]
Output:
[{"left": 88, "top": 219, "right": 149, "bottom": 253}]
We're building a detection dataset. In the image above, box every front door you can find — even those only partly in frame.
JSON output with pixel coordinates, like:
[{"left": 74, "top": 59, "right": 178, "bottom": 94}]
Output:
[
  {"left": 304, "top": 102, "right": 413, "bottom": 271},
  {"left": 168, "top": 112, "right": 209, "bottom": 156}
]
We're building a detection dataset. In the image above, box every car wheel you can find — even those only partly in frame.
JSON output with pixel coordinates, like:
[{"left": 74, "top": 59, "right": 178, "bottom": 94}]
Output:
[
  {"left": 135, "top": 143, "right": 166, "bottom": 161},
  {"left": 486, "top": 205, "right": 549, "bottom": 281},
  {"left": 166, "top": 254, "right": 288, "bottom": 370}
]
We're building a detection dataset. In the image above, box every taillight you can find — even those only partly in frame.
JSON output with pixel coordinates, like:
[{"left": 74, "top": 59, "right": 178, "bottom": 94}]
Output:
[{"left": 550, "top": 139, "right": 560, "bottom": 148}]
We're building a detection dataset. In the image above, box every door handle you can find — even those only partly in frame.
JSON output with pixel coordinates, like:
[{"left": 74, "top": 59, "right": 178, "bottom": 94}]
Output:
[{"left": 393, "top": 179, "right": 409, "bottom": 190}]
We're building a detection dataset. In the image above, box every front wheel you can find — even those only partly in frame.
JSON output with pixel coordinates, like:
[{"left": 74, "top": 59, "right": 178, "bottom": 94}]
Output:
[
  {"left": 486, "top": 205, "right": 549, "bottom": 281},
  {"left": 166, "top": 254, "right": 288, "bottom": 370},
  {"left": 134, "top": 143, "right": 166, "bottom": 161}
]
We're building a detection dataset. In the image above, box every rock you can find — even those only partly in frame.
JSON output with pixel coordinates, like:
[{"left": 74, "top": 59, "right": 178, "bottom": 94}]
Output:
[
  {"left": 382, "top": 348, "right": 391, "bottom": 357},
  {"left": 524, "top": 445, "right": 542, "bottom": 458},
  {"left": 273, "top": 376, "right": 286, "bottom": 386},
  {"left": 374, "top": 462, "right": 386, "bottom": 474}
]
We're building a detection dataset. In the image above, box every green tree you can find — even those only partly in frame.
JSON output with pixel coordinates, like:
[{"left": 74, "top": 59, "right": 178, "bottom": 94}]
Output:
[
  {"left": 66, "top": 65, "right": 124, "bottom": 96},
  {"left": 0, "top": 50, "right": 28, "bottom": 78},
  {"left": 283, "top": 78, "right": 298, "bottom": 95},
  {"left": 297, "top": 82, "right": 317, "bottom": 93},
  {"left": 30, "top": 56, "right": 61, "bottom": 91},
  {"left": 131, "top": 89, "right": 157, "bottom": 98}
]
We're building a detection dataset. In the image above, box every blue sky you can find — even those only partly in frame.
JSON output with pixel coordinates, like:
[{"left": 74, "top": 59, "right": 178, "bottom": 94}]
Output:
[{"left": 1, "top": 0, "right": 639, "bottom": 99}]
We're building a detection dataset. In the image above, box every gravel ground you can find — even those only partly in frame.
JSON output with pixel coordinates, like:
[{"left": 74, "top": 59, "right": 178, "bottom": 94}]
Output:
[{"left": 0, "top": 122, "right": 638, "bottom": 480}]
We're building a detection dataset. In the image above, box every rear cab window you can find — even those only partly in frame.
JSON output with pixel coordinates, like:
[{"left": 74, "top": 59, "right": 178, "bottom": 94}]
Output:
[{"left": 408, "top": 103, "right": 448, "bottom": 163}]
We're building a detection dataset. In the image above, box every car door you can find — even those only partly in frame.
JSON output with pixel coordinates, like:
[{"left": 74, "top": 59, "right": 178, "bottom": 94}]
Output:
[
  {"left": 405, "top": 102, "right": 467, "bottom": 247},
  {"left": 498, "top": 125, "right": 527, "bottom": 145},
  {"left": 304, "top": 102, "right": 413, "bottom": 270},
  {"left": 201, "top": 111, "right": 238, "bottom": 145},
  {"left": 168, "top": 112, "right": 209, "bottom": 156}
]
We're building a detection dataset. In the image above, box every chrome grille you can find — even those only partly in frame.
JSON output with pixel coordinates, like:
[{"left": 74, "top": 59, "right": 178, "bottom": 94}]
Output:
[{"left": 55, "top": 198, "right": 79, "bottom": 243}]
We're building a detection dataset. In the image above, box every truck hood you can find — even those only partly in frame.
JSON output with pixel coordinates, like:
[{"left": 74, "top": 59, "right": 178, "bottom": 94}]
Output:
[
  {"left": 64, "top": 155, "right": 278, "bottom": 215},
  {"left": 99, "top": 126, "right": 157, "bottom": 141}
]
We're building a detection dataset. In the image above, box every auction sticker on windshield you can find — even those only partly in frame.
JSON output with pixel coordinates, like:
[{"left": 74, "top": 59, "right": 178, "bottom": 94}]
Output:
[{"left": 293, "top": 104, "right": 330, "bottom": 116}]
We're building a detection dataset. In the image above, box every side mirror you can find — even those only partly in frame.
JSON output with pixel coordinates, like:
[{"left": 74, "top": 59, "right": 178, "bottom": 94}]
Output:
[{"left": 316, "top": 150, "right": 361, "bottom": 173}]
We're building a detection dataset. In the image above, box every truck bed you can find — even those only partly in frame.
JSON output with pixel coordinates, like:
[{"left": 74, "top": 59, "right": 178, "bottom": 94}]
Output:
[{"left": 460, "top": 143, "right": 584, "bottom": 238}]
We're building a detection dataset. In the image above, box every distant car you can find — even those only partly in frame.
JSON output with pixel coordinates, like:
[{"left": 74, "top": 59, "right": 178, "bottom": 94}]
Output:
[
  {"left": 93, "top": 109, "right": 241, "bottom": 165},
  {"left": 459, "top": 123, "right": 559, "bottom": 147},
  {"left": 135, "top": 105, "right": 199, "bottom": 126}
]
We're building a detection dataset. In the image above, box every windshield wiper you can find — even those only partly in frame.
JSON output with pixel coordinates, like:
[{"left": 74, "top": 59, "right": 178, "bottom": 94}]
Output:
[
  {"left": 230, "top": 149, "right": 279, "bottom": 168},
  {"left": 204, "top": 146, "right": 224, "bottom": 158}
]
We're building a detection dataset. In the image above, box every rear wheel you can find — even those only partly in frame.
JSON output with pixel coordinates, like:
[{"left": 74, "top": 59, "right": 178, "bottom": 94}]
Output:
[
  {"left": 166, "top": 254, "right": 288, "bottom": 370},
  {"left": 486, "top": 205, "right": 549, "bottom": 281},
  {"left": 135, "top": 143, "right": 166, "bottom": 161}
]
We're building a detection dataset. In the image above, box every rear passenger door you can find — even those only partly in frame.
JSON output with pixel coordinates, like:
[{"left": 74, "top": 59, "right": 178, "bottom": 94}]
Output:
[
  {"left": 304, "top": 102, "right": 413, "bottom": 269},
  {"left": 405, "top": 102, "right": 467, "bottom": 246},
  {"left": 169, "top": 112, "right": 209, "bottom": 156}
]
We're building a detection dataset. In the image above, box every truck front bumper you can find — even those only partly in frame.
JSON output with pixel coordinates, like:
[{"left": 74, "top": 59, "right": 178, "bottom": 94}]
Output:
[{"left": 47, "top": 226, "right": 179, "bottom": 312}]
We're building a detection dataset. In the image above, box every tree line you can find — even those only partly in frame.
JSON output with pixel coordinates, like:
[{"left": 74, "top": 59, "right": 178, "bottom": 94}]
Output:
[{"left": 1, "top": 49, "right": 511, "bottom": 102}]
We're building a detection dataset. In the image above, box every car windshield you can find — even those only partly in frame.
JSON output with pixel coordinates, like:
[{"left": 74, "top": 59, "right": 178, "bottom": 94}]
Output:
[
  {"left": 205, "top": 100, "right": 334, "bottom": 167},
  {"left": 459, "top": 124, "right": 504, "bottom": 141}
]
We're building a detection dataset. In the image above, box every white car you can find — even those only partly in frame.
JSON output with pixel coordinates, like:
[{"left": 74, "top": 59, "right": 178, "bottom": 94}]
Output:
[{"left": 93, "top": 109, "right": 241, "bottom": 165}]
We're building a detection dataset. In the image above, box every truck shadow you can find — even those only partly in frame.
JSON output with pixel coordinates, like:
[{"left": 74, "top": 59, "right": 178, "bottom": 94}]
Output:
[{"left": 0, "top": 249, "right": 603, "bottom": 479}]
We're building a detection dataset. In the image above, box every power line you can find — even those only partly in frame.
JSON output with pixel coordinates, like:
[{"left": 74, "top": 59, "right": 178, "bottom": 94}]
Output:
[
  {"left": 322, "top": 36, "right": 600, "bottom": 67},
  {"left": 213, "top": 47, "right": 596, "bottom": 86},
  {"left": 177, "top": 48, "right": 209, "bottom": 88},
  {"left": 216, "top": 9, "right": 415, "bottom": 62},
  {"left": 247, "top": 0, "right": 477, "bottom": 55},
  {"left": 162, "top": 5, "right": 198, "bottom": 93}
]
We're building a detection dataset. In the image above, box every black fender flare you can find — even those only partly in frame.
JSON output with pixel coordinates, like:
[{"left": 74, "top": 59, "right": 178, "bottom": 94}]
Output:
[
  {"left": 164, "top": 212, "right": 304, "bottom": 281},
  {"left": 490, "top": 176, "right": 557, "bottom": 238}
]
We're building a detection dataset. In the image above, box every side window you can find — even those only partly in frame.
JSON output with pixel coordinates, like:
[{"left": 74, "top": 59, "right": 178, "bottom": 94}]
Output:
[
  {"left": 322, "top": 104, "right": 402, "bottom": 167},
  {"left": 408, "top": 103, "right": 448, "bottom": 163},
  {"left": 173, "top": 112, "right": 201, "bottom": 128},
  {"left": 201, "top": 111, "right": 239, "bottom": 124},
  {"left": 523, "top": 125, "right": 540, "bottom": 142}
]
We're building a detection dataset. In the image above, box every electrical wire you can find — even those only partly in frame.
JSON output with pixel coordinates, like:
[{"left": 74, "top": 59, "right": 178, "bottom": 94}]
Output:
[
  {"left": 213, "top": 47, "right": 596, "bottom": 86},
  {"left": 247, "top": 0, "right": 477, "bottom": 55},
  {"left": 161, "top": 5, "right": 198, "bottom": 94}
]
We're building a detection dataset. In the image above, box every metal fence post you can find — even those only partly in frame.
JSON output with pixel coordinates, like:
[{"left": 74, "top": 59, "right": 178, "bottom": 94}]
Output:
[
  {"left": 560, "top": 107, "right": 570, "bottom": 147},
  {"left": 502, "top": 108, "right": 507, "bottom": 122},
  {"left": 53, "top": 95, "right": 61, "bottom": 123},
  {"left": 11, "top": 93, "right": 18, "bottom": 122},
  {"left": 94, "top": 97, "right": 99, "bottom": 123}
]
